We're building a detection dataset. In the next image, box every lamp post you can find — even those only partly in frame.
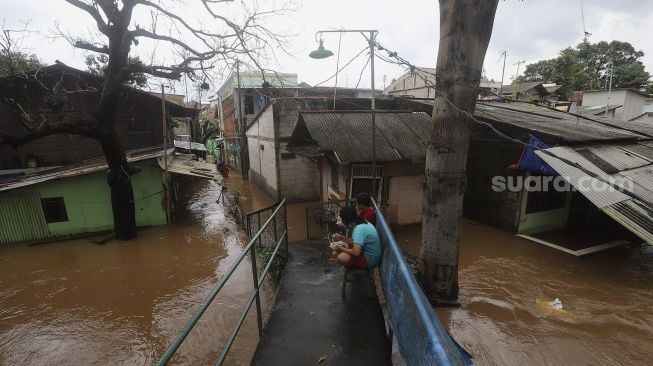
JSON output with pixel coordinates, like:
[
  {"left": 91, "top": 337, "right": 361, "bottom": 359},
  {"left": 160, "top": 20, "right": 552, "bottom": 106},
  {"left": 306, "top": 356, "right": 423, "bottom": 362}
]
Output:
[{"left": 309, "top": 29, "right": 379, "bottom": 201}]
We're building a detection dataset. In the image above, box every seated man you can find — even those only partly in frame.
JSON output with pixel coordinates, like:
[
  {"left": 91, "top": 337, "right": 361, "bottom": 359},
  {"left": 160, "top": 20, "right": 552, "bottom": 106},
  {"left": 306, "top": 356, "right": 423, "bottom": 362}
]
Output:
[
  {"left": 355, "top": 192, "right": 376, "bottom": 225},
  {"left": 331, "top": 206, "right": 382, "bottom": 269}
]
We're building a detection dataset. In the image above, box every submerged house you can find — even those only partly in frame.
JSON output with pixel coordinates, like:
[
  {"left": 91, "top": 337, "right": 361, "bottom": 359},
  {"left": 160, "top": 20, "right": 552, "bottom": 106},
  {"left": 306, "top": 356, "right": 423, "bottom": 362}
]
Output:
[
  {"left": 243, "top": 91, "right": 417, "bottom": 202},
  {"left": 0, "top": 62, "right": 199, "bottom": 244},
  {"left": 465, "top": 103, "right": 653, "bottom": 251},
  {"left": 0, "top": 147, "right": 169, "bottom": 244},
  {"left": 287, "top": 111, "right": 431, "bottom": 225},
  {"left": 286, "top": 99, "right": 653, "bottom": 252}
]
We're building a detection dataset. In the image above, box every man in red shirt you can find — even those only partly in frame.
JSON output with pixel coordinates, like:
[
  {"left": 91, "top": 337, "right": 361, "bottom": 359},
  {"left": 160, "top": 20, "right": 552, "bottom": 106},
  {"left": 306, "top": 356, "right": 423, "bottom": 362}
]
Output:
[{"left": 355, "top": 192, "right": 376, "bottom": 225}]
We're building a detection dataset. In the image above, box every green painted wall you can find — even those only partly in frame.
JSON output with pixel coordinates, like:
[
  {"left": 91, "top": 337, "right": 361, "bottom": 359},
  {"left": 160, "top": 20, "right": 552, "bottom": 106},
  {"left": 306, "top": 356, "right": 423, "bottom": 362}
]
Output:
[
  {"left": 518, "top": 190, "right": 572, "bottom": 235},
  {"left": 5, "top": 158, "right": 166, "bottom": 240}
]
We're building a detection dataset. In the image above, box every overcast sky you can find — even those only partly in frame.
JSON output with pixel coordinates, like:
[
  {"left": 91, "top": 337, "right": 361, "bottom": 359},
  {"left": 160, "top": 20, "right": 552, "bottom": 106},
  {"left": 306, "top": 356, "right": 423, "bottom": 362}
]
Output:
[{"left": 2, "top": 0, "right": 653, "bottom": 98}]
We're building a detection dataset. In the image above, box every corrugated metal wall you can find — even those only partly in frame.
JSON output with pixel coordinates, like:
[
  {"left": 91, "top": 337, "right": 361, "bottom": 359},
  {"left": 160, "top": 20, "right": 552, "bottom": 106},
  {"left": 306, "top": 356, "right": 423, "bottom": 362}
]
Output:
[{"left": 0, "top": 193, "right": 51, "bottom": 244}]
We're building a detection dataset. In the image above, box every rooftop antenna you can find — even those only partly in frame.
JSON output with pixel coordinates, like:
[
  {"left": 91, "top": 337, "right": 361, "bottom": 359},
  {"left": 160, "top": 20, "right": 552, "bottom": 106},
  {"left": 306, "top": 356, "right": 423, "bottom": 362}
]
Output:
[{"left": 580, "top": 0, "right": 592, "bottom": 42}]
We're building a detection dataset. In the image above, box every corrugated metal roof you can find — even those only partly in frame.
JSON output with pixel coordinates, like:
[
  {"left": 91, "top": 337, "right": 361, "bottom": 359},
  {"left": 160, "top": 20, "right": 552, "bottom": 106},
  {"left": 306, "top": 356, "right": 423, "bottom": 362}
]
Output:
[
  {"left": 603, "top": 201, "right": 653, "bottom": 244},
  {"left": 536, "top": 143, "right": 653, "bottom": 244},
  {"left": 476, "top": 103, "right": 641, "bottom": 143},
  {"left": 577, "top": 145, "right": 650, "bottom": 172},
  {"left": 536, "top": 147, "right": 630, "bottom": 208},
  {"left": 599, "top": 119, "right": 653, "bottom": 138},
  {"left": 0, "top": 146, "right": 171, "bottom": 192},
  {"left": 292, "top": 111, "right": 431, "bottom": 163}
]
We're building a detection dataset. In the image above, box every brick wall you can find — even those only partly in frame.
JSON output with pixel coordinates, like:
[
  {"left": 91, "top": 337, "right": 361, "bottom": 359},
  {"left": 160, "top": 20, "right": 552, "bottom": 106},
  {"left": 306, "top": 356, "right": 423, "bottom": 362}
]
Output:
[{"left": 221, "top": 96, "right": 237, "bottom": 138}]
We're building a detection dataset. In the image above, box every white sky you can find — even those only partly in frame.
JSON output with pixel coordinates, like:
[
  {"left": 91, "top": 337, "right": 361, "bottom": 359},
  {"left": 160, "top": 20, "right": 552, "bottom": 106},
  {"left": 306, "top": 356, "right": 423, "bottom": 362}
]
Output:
[{"left": 2, "top": 0, "right": 653, "bottom": 98}]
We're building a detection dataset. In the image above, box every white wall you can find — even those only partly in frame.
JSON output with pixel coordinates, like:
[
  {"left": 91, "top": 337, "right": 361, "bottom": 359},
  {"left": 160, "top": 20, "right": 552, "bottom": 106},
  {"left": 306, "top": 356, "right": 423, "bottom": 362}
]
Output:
[
  {"left": 583, "top": 90, "right": 647, "bottom": 120},
  {"left": 246, "top": 107, "right": 278, "bottom": 197}
]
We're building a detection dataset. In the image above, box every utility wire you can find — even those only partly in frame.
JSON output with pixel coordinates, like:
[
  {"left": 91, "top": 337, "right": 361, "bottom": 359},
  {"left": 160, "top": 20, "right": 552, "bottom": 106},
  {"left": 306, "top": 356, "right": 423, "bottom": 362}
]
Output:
[
  {"left": 314, "top": 47, "right": 369, "bottom": 87},
  {"left": 372, "top": 39, "right": 653, "bottom": 206}
]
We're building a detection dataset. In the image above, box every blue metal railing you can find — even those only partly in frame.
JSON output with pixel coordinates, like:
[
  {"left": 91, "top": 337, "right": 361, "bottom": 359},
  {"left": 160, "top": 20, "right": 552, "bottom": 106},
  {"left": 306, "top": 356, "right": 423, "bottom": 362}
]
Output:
[
  {"left": 373, "top": 200, "right": 472, "bottom": 366},
  {"left": 156, "top": 199, "right": 288, "bottom": 366}
]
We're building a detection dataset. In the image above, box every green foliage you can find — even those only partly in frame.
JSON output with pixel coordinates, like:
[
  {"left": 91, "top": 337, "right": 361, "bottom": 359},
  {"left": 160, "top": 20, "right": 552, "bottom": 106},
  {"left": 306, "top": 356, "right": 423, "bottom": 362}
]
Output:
[
  {"left": 200, "top": 116, "right": 221, "bottom": 143},
  {"left": 257, "top": 243, "right": 286, "bottom": 283},
  {"left": 646, "top": 81, "right": 653, "bottom": 95},
  {"left": 201, "top": 116, "right": 220, "bottom": 131},
  {"left": 85, "top": 54, "right": 148, "bottom": 87},
  {"left": 0, "top": 52, "right": 43, "bottom": 77},
  {"left": 520, "top": 40, "right": 650, "bottom": 98}
]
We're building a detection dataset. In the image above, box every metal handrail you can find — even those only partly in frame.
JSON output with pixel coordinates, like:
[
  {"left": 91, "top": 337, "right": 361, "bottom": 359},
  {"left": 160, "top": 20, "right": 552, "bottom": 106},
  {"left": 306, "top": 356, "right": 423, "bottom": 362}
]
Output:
[
  {"left": 371, "top": 198, "right": 471, "bottom": 365},
  {"left": 157, "top": 199, "right": 288, "bottom": 366}
]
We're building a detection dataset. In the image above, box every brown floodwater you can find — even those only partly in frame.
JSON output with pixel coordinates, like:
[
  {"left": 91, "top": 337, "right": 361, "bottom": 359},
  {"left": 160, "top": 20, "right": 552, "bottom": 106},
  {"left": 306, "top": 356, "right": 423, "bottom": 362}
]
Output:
[
  {"left": 0, "top": 177, "right": 276, "bottom": 365},
  {"left": 395, "top": 220, "right": 653, "bottom": 366}
]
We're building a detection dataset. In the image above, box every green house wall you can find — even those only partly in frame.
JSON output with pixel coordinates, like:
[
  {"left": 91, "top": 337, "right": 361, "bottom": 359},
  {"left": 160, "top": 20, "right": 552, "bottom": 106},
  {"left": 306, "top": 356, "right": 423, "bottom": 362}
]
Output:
[{"left": 1, "top": 158, "right": 166, "bottom": 243}]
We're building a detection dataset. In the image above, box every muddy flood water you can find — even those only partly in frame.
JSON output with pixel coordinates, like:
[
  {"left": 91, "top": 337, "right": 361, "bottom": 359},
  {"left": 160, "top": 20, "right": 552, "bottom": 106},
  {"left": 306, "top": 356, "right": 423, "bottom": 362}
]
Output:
[
  {"left": 2, "top": 174, "right": 652, "bottom": 365},
  {"left": 396, "top": 221, "right": 653, "bottom": 365},
  {"left": 0, "top": 177, "right": 275, "bottom": 365}
]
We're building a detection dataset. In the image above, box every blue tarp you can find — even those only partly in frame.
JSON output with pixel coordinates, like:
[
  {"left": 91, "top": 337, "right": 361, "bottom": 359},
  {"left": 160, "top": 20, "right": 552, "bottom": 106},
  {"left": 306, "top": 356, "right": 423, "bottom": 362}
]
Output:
[{"left": 515, "top": 135, "right": 557, "bottom": 176}]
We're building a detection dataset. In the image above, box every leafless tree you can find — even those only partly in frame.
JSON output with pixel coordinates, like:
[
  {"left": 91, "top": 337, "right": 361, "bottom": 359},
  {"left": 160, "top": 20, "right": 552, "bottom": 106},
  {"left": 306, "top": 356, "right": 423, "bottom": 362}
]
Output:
[
  {"left": 420, "top": 0, "right": 499, "bottom": 304},
  {"left": 1, "top": 0, "right": 294, "bottom": 240},
  {"left": 0, "top": 20, "right": 43, "bottom": 76}
]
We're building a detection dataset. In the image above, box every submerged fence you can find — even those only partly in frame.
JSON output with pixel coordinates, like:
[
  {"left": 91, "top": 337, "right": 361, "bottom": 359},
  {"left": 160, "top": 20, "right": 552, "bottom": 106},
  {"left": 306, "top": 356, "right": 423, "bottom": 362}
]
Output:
[
  {"left": 156, "top": 199, "right": 288, "bottom": 366},
  {"left": 373, "top": 200, "right": 472, "bottom": 366}
]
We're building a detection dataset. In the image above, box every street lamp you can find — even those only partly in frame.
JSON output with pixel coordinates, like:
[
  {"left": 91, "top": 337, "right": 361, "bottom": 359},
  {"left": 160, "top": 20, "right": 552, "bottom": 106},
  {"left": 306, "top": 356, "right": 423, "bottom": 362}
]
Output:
[{"left": 309, "top": 29, "right": 379, "bottom": 201}]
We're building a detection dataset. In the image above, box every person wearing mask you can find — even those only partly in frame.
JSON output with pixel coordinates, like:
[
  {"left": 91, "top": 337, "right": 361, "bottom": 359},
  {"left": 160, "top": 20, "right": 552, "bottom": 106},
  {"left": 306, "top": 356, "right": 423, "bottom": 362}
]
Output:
[{"left": 355, "top": 192, "right": 376, "bottom": 225}]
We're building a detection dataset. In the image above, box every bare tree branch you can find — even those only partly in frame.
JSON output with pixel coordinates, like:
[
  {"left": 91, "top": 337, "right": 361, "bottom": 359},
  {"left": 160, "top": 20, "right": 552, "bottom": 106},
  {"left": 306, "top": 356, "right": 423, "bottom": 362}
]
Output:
[{"left": 63, "top": 0, "right": 110, "bottom": 35}]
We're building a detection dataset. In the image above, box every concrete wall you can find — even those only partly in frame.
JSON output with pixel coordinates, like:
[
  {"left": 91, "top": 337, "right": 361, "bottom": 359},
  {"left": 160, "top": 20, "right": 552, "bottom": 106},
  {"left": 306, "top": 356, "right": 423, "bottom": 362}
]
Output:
[
  {"left": 246, "top": 107, "right": 278, "bottom": 198},
  {"left": 276, "top": 100, "right": 325, "bottom": 202},
  {"left": 582, "top": 89, "right": 647, "bottom": 120},
  {"left": 382, "top": 161, "right": 425, "bottom": 225},
  {"left": 464, "top": 139, "right": 525, "bottom": 233},
  {"left": 385, "top": 70, "right": 435, "bottom": 98}
]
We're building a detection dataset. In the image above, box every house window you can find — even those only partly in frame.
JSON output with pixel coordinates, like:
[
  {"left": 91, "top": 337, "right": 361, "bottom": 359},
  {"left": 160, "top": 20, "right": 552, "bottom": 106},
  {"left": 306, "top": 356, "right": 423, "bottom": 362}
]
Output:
[
  {"left": 41, "top": 197, "right": 69, "bottom": 223},
  {"left": 243, "top": 95, "right": 255, "bottom": 115},
  {"left": 525, "top": 176, "right": 567, "bottom": 213},
  {"left": 349, "top": 164, "right": 383, "bottom": 203}
]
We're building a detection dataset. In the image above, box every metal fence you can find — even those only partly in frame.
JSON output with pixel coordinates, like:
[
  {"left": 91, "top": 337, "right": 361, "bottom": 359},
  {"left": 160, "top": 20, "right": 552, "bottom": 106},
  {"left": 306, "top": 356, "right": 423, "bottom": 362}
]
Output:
[
  {"left": 244, "top": 201, "right": 288, "bottom": 249},
  {"left": 156, "top": 199, "right": 289, "bottom": 366}
]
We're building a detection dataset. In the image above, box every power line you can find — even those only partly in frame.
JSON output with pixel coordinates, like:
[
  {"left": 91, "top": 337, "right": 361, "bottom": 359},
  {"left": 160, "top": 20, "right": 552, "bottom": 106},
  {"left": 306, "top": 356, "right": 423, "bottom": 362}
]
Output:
[{"left": 372, "top": 39, "right": 653, "bottom": 206}]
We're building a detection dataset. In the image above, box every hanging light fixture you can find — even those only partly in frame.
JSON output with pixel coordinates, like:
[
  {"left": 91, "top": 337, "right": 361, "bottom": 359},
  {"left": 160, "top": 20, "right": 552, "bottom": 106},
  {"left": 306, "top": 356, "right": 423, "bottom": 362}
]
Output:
[{"left": 309, "top": 38, "right": 334, "bottom": 59}]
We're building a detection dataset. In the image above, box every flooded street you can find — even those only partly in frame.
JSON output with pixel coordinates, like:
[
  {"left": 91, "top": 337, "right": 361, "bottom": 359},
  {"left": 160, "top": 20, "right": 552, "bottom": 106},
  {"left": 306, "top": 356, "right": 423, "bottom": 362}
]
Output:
[
  {"left": 0, "top": 178, "right": 275, "bottom": 365},
  {"left": 396, "top": 221, "right": 653, "bottom": 365}
]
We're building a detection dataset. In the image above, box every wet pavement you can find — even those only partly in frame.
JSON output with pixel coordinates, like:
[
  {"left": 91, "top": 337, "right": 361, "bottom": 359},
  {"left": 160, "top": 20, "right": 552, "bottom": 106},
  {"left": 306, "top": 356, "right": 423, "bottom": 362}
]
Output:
[{"left": 251, "top": 240, "right": 391, "bottom": 366}]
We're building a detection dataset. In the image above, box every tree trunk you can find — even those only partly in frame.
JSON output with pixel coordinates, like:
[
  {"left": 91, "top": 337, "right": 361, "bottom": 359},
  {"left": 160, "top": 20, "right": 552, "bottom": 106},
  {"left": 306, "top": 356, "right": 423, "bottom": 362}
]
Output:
[
  {"left": 97, "top": 67, "right": 138, "bottom": 241},
  {"left": 420, "top": 0, "right": 499, "bottom": 304}
]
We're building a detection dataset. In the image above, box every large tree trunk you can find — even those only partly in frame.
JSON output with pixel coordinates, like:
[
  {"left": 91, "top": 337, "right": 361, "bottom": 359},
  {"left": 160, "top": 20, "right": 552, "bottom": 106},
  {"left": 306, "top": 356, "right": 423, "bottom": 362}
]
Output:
[
  {"left": 97, "top": 18, "right": 139, "bottom": 241},
  {"left": 420, "top": 0, "right": 499, "bottom": 304},
  {"left": 97, "top": 80, "right": 138, "bottom": 241}
]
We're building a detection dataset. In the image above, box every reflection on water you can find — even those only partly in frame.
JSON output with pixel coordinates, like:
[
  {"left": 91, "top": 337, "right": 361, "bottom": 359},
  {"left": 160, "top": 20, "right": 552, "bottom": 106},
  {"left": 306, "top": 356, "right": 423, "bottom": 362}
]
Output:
[
  {"left": 0, "top": 179, "right": 274, "bottom": 365},
  {"left": 395, "top": 220, "right": 653, "bottom": 366}
]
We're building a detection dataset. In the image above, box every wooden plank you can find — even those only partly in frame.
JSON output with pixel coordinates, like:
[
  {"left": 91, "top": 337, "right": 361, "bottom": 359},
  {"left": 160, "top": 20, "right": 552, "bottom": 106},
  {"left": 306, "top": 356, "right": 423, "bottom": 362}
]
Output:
[
  {"left": 517, "top": 234, "right": 578, "bottom": 255},
  {"left": 517, "top": 234, "right": 630, "bottom": 257},
  {"left": 574, "top": 240, "right": 630, "bottom": 256}
]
